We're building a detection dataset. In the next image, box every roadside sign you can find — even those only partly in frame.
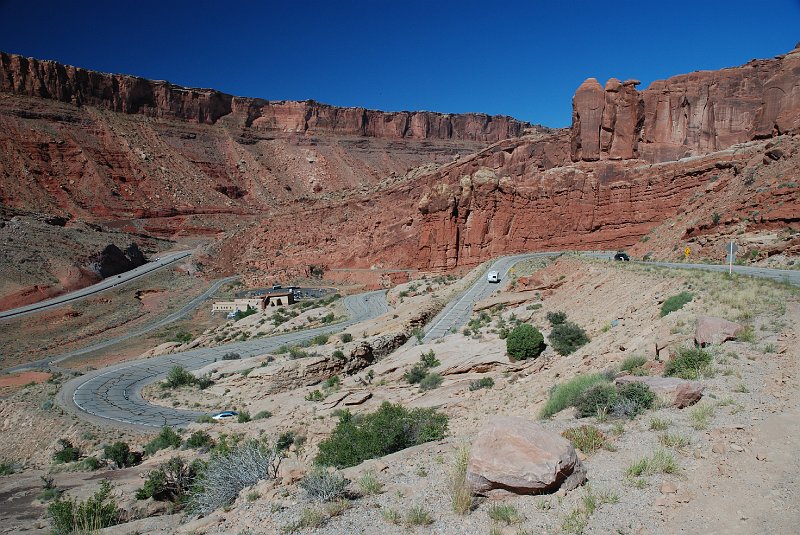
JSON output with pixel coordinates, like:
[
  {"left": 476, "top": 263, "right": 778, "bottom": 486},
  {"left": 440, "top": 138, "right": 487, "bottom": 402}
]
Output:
[
  {"left": 725, "top": 241, "right": 738, "bottom": 274},
  {"left": 684, "top": 247, "right": 691, "bottom": 259}
]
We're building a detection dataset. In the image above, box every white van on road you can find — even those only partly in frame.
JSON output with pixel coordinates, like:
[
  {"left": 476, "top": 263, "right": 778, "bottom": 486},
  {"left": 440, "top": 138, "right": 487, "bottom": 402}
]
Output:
[{"left": 487, "top": 270, "right": 500, "bottom": 283}]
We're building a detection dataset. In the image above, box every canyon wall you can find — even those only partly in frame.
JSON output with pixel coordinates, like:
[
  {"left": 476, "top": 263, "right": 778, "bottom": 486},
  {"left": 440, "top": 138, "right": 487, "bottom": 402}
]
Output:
[
  {"left": 571, "top": 45, "right": 800, "bottom": 163},
  {"left": 0, "top": 51, "right": 531, "bottom": 142}
]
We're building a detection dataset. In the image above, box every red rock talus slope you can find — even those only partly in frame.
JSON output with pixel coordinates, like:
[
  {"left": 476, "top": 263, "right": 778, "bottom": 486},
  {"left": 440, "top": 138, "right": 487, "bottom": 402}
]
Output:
[{"left": 571, "top": 46, "right": 800, "bottom": 163}]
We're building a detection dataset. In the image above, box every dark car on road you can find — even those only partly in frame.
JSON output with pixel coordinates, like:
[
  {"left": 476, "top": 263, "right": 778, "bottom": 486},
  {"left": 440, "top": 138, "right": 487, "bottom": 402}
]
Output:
[{"left": 614, "top": 252, "right": 630, "bottom": 261}]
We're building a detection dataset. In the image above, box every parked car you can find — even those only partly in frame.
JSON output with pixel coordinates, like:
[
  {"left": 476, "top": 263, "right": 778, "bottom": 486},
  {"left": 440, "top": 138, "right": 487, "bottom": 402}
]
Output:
[
  {"left": 211, "top": 411, "right": 238, "bottom": 420},
  {"left": 614, "top": 252, "right": 630, "bottom": 261},
  {"left": 487, "top": 270, "right": 500, "bottom": 283}
]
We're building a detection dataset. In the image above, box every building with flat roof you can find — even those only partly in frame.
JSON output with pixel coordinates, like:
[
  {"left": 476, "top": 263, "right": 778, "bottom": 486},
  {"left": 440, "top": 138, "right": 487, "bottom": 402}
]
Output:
[{"left": 211, "top": 298, "right": 263, "bottom": 313}]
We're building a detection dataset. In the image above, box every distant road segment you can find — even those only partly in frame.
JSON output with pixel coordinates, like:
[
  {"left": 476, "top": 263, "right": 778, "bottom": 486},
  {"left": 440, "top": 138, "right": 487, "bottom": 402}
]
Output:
[{"left": 0, "top": 250, "right": 192, "bottom": 320}]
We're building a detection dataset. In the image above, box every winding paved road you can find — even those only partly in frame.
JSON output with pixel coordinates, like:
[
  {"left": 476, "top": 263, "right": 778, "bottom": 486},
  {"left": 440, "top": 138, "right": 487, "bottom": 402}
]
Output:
[
  {"left": 57, "top": 251, "right": 800, "bottom": 430},
  {"left": 58, "top": 291, "right": 388, "bottom": 429},
  {"left": 0, "top": 250, "right": 192, "bottom": 320},
  {"left": 4, "top": 276, "right": 240, "bottom": 373}
]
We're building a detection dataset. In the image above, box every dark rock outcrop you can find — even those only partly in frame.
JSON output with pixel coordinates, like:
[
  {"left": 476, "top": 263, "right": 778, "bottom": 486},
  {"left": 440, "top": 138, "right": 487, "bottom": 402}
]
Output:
[{"left": 89, "top": 243, "right": 147, "bottom": 278}]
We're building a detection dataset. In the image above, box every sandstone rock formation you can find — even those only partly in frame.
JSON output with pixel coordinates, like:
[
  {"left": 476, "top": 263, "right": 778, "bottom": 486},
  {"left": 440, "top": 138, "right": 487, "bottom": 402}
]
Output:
[
  {"left": 0, "top": 51, "right": 531, "bottom": 141},
  {"left": 466, "top": 416, "right": 586, "bottom": 495},
  {"left": 694, "top": 316, "right": 744, "bottom": 347},
  {"left": 571, "top": 45, "right": 800, "bottom": 163}
]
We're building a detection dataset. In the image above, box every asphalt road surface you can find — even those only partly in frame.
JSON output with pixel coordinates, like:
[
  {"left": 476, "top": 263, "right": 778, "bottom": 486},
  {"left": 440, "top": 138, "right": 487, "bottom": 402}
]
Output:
[
  {"left": 57, "top": 251, "right": 799, "bottom": 430},
  {"left": 59, "top": 291, "right": 388, "bottom": 429},
  {"left": 0, "top": 250, "right": 192, "bottom": 320},
  {"left": 3, "top": 276, "right": 240, "bottom": 373}
]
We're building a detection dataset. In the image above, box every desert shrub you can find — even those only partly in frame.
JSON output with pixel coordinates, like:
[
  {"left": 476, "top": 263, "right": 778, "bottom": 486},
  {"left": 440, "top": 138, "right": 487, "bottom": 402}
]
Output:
[
  {"left": 305, "top": 390, "right": 325, "bottom": 402},
  {"left": 419, "top": 372, "right": 443, "bottom": 391},
  {"left": 144, "top": 427, "right": 182, "bottom": 456},
  {"left": 195, "top": 415, "right": 216, "bottom": 424},
  {"left": 196, "top": 374, "right": 214, "bottom": 389},
  {"left": 254, "top": 410, "right": 272, "bottom": 420},
  {"left": 82, "top": 457, "right": 101, "bottom": 471},
  {"left": 403, "top": 364, "right": 427, "bottom": 384},
  {"left": 469, "top": 377, "right": 495, "bottom": 391},
  {"left": 189, "top": 439, "right": 281, "bottom": 515},
  {"left": 506, "top": 324, "right": 546, "bottom": 361},
  {"left": 575, "top": 384, "right": 618, "bottom": 418},
  {"left": 405, "top": 505, "right": 433, "bottom": 526},
  {"left": 358, "top": 471, "right": 384, "bottom": 495},
  {"left": 549, "top": 322, "right": 590, "bottom": 356},
  {"left": 619, "top": 355, "right": 648, "bottom": 375},
  {"left": 136, "top": 456, "right": 203, "bottom": 505},
  {"left": 299, "top": 469, "right": 348, "bottom": 502},
  {"left": 311, "top": 333, "right": 330, "bottom": 346},
  {"left": 48, "top": 480, "right": 120, "bottom": 535},
  {"left": 660, "top": 292, "right": 693, "bottom": 317},
  {"left": 539, "top": 373, "right": 609, "bottom": 419},
  {"left": 323, "top": 375, "right": 341, "bottom": 390},
  {"left": 237, "top": 411, "right": 252, "bottom": 423},
  {"left": 664, "top": 347, "right": 713, "bottom": 379},
  {"left": 332, "top": 350, "right": 345, "bottom": 360},
  {"left": 0, "top": 462, "right": 16, "bottom": 475},
  {"left": 340, "top": 333, "right": 353, "bottom": 343},
  {"left": 562, "top": 425, "right": 606, "bottom": 453},
  {"left": 221, "top": 352, "right": 241, "bottom": 360},
  {"left": 164, "top": 365, "right": 196, "bottom": 388},
  {"left": 419, "top": 350, "right": 440, "bottom": 368},
  {"left": 185, "top": 431, "right": 214, "bottom": 450},
  {"left": 288, "top": 346, "right": 310, "bottom": 359},
  {"left": 615, "top": 382, "right": 656, "bottom": 417},
  {"left": 487, "top": 503, "right": 523, "bottom": 525},
  {"left": 449, "top": 445, "right": 472, "bottom": 515},
  {"left": 315, "top": 402, "right": 448, "bottom": 468},
  {"left": 103, "top": 442, "right": 140, "bottom": 468},
  {"left": 233, "top": 306, "right": 257, "bottom": 320},
  {"left": 174, "top": 330, "right": 193, "bottom": 344},
  {"left": 626, "top": 449, "right": 678, "bottom": 477},
  {"left": 546, "top": 311, "right": 567, "bottom": 326},
  {"left": 53, "top": 439, "right": 80, "bottom": 464}
]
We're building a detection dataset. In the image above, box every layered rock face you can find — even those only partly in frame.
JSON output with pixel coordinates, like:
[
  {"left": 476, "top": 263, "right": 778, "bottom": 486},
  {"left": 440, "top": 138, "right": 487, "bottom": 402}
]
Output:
[
  {"left": 571, "top": 46, "right": 800, "bottom": 162},
  {"left": 0, "top": 51, "right": 530, "bottom": 141}
]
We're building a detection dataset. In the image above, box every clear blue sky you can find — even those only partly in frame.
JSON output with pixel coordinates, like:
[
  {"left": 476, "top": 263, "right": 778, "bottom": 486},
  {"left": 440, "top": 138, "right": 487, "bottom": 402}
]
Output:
[{"left": 1, "top": 0, "right": 798, "bottom": 127}]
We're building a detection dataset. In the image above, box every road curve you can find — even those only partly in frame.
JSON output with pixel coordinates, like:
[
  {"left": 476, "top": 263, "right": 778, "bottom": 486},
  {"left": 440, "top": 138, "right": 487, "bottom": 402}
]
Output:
[
  {"left": 57, "top": 251, "right": 799, "bottom": 431},
  {"left": 59, "top": 291, "right": 388, "bottom": 429},
  {"left": 0, "top": 250, "right": 192, "bottom": 320},
  {"left": 4, "top": 276, "right": 240, "bottom": 374}
]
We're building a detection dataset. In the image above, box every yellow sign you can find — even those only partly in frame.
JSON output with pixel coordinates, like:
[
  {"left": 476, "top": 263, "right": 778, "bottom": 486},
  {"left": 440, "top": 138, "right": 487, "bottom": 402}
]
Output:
[{"left": 684, "top": 247, "right": 691, "bottom": 259}]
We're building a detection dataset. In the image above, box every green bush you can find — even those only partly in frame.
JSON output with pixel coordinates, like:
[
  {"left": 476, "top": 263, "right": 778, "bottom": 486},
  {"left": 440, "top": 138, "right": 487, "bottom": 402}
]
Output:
[
  {"left": 419, "top": 373, "right": 443, "bottom": 391},
  {"left": 299, "top": 469, "right": 348, "bottom": 502},
  {"left": 82, "top": 456, "right": 101, "bottom": 471},
  {"left": 233, "top": 306, "right": 257, "bottom": 320},
  {"left": 419, "top": 350, "right": 440, "bottom": 368},
  {"left": 185, "top": 431, "right": 214, "bottom": 450},
  {"left": 196, "top": 374, "right": 214, "bottom": 389},
  {"left": 315, "top": 402, "right": 448, "bottom": 468},
  {"left": 575, "top": 384, "right": 618, "bottom": 418},
  {"left": 48, "top": 480, "right": 120, "bottom": 535},
  {"left": 195, "top": 415, "right": 216, "bottom": 424},
  {"left": 144, "top": 427, "right": 182, "bottom": 456},
  {"left": 546, "top": 311, "right": 567, "bottom": 326},
  {"left": 254, "top": 410, "right": 272, "bottom": 420},
  {"left": 103, "top": 442, "right": 140, "bottom": 468},
  {"left": 619, "top": 355, "right": 648, "bottom": 375},
  {"left": 136, "top": 456, "right": 202, "bottom": 505},
  {"left": 0, "top": 462, "right": 16, "bottom": 475},
  {"left": 53, "top": 439, "right": 80, "bottom": 464},
  {"left": 174, "top": 330, "right": 193, "bottom": 344},
  {"left": 403, "top": 364, "right": 427, "bottom": 384},
  {"left": 561, "top": 425, "right": 606, "bottom": 453},
  {"left": 311, "top": 333, "right": 330, "bottom": 346},
  {"left": 469, "top": 377, "right": 495, "bottom": 391},
  {"left": 332, "top": 350, "right": 345, "bottom": 360},
  {"left": 340, "top": 333, "right": 353, "bottom": 343},
  {"left": 305, "top": 390, "right": 325, "bottom": 402},
  {"left": 617, "top": 382, "right": 656, "bottom": 410},
  {"left": 549, "top": 322, "right": 590, "bottom": 356},
  {"left": 539, "top": 373, "right": 609, "bottom": 419},
  {"left": 164, "top": 365, "right": 196, "bottom": 388},
  {"left": 664, "top": 347, "right": 713, "bottom": 379},
  {"left": 660, "top": 292, "right": 693, "bottom": 317},
  {"left": 237, "top": 411, "right": 251, "bottom": 423},
  {"left": 506, "top": 324, "right": 546, "bottom": 361},
  {"left": 221, "top": 352, "right": 241, "bottom": 360}
]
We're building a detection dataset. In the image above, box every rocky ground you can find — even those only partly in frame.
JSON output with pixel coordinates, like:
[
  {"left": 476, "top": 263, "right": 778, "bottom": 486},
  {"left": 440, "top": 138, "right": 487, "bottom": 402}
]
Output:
[{"left": 0, "top": 256, "right": 796, "bottom": 534}]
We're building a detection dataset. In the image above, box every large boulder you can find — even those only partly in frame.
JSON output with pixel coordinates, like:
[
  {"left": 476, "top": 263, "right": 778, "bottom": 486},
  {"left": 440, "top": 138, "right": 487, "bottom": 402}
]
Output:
[
  {"left": 695, "top": 316, "right": 743, "bottom": 347},
  {"left": 615, "top": 375, "right": 704, "bottom": 408},
  {"left": 466, "top": 416, "right": 586, "bottom": 495}
]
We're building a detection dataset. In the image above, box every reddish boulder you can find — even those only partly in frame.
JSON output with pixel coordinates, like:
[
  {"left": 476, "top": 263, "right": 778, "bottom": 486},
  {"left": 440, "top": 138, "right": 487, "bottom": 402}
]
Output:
[
  {"left": 466, "top": 416, "right": 586, "bottom": 495},
  {"left": 695, "top": 316, "right": 744, "bottom": 347}
]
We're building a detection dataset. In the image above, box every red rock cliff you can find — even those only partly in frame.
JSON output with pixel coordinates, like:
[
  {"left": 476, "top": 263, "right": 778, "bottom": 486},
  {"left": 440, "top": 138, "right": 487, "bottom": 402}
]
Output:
[
  {"left": 0, "top": 51, "right": 531, "bottom": 142},
  {"left": 571, "top": 45, "right": 800, "bottom": 163}
]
